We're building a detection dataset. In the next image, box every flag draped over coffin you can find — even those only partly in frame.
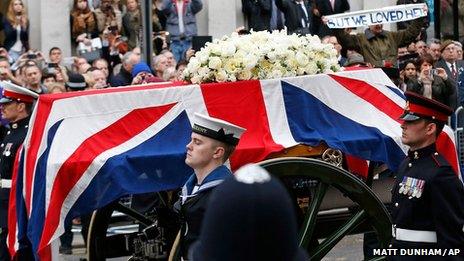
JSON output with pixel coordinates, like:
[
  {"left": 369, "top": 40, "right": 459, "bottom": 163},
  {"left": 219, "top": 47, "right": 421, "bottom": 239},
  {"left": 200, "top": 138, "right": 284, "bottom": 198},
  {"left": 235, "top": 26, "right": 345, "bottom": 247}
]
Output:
[{"left": 7, "top": 69, "right": 459, "bottom": 260}]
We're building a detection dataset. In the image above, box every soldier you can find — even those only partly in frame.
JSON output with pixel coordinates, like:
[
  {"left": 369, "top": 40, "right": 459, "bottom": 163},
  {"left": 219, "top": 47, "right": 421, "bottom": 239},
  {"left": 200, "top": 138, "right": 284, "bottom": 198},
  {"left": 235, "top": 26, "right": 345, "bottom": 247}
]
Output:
[
  {"left": 0, "top": 81, "right": 38, "bottom": 261},
  {"left": 173, "top": 113, "right": 245, "bottom": 260},
  {"left": 390, "top": 91, "right": 464, "bottom": 259},
  {"left": 189, "top": 164, "right": 308, "bottom": 261}
]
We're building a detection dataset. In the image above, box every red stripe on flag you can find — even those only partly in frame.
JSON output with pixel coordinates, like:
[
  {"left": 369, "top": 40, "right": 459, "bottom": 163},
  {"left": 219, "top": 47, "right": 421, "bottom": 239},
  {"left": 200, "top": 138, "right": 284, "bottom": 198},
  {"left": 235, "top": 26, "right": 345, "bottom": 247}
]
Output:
[
  {"left": 437, "top": 131, "right": 460, "bottom": 173},
  {"left": 330, "top": 74, "right": 404, "bottom": 123},
  {"left": 24, "top": 84, "right": 182, "bottom": 214},
  {"left": 200, "top": 80, "right": 284, "bottom": 170},
  {"left": 25, "top": 96, "right": 56, "bottom": 216},
  {"left": 330, "top": 74, "right": 460, "bottom": 175},
  {"left": 345, "top": 154, "right": 369, "bottom": 178},
  {"left": 37, "top": 103, "right": 176, "bottom": 255},
  {"left": 7, "top": 145, "right": 23, "bottom": 258}
]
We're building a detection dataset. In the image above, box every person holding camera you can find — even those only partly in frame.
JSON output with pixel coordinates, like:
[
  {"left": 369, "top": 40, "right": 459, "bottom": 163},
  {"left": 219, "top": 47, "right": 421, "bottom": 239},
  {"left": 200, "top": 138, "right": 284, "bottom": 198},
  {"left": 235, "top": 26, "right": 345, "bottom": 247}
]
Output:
[
  {"left": 404, "top": 54, "right": 457, "bottom": 109},
  {"left": 70, "top": 0, "right": 98, "bottom": 54},
  {"left": 161, "top": 0, "right": 203, "bottom": 62},
  {"left": 2, "top": 0, "right": 29, "bottom": 62},
  {"left": 0, "top": 57, "right": 21, "bottom": 86},
  {"left": 94, "top": 0, "right": 122, "bottom": 34}
]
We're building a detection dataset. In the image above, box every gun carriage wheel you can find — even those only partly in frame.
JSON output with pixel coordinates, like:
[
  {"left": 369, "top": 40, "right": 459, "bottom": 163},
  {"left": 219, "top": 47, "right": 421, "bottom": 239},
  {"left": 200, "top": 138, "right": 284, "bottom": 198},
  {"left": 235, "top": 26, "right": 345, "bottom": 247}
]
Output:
[{"left": 259, "top": 157, "right": 392, "bottom": 261}]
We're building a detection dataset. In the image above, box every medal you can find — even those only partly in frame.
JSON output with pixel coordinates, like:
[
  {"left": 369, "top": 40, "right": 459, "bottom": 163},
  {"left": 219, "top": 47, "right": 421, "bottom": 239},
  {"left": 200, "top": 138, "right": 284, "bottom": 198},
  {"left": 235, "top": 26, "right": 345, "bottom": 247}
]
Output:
[
  {"left": 408, "top": 178, "right": 417, "bottom": 196},
  {"left": 416, "top": 180, "right": 425, "bottom": 198},
  {"left": 3, "top": 143, "right": 13, "bottom": 157},
  {"left": 403, "top": 177, "right": 412, "bottom": 195}
]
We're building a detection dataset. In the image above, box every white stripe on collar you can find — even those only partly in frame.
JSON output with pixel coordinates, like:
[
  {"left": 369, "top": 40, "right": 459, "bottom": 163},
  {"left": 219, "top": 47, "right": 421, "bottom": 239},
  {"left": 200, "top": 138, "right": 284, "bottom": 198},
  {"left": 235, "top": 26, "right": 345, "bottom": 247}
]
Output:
[{"left": 181, "top": 179, "right": 224, "bottom": 204}]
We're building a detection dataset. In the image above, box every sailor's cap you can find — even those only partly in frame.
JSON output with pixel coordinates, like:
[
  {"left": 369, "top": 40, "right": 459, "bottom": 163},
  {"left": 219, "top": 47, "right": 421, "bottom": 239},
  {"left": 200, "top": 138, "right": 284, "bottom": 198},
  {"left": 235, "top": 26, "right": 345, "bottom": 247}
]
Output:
[{"left": 192, "top": 113, "right": 246, "bottom": 146}]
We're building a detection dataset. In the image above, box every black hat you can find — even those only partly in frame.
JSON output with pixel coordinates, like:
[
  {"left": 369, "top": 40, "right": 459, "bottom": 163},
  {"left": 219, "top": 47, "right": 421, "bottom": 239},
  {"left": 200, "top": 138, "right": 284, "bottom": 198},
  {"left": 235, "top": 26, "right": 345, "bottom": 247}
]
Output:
[
  {"left": 65, "top": 73, "right": 87, "bottom": 91},
  {"left": 380, "top": 67, "right": 400, "bottom": 79},
  {"left": 189, "top": 164, "right": 308, "bottom": 261},
  {"left": 400, "top": 91, "right": 453, "bottom": 123},
  {"left": 192, "top": 113, "right": 246, "bottom": 146}
]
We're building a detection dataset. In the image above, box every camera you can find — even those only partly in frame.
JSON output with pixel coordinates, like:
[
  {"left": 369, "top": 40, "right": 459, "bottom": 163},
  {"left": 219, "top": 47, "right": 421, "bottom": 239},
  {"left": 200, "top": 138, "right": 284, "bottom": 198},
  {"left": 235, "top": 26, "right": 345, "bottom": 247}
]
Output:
[
  {"left": 27, "top": 53, "right": 37, "bottom": 59},
  {"left": 108, "top": 26, "right": 118, "bottom": 33}
]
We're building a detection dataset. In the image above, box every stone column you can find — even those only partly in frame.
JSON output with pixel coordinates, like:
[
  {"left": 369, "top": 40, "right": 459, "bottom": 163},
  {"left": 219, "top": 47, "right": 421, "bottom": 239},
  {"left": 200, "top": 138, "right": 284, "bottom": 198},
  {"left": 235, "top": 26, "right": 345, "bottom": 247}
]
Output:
[
  {"left": 28, "top": 0, "right": 73, "bottom": 57},
  {"left": 207, "top": 0, "right": 239, "bottom": 39}
]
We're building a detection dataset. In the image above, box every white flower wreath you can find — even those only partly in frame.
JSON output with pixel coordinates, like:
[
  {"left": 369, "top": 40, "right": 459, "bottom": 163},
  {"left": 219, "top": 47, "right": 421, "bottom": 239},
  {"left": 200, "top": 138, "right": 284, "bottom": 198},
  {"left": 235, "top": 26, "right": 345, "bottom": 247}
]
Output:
[{"left": 183, "top": 30, "right": 340, "bottom": 84}]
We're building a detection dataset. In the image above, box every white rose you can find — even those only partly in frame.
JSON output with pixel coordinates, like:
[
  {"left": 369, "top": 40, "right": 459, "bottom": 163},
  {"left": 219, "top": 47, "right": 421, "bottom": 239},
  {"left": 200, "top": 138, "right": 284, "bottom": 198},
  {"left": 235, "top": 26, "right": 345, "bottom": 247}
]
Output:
[
  {"left": 238, "top": 69, "right": 252, "bottom": 80},
  {"left": 270, "top": 69, "right": 283, "bottom": 79},
  {"left": 198, "top": 67, "right": 211, "bottom": 78},
  {"left": 243, "top": 54, "right": 258, "bottom": 69},
  {"left": 215, "top": 69, "right": 228, "bottom": 82},
  {"left": 295, "top": 51, "right": 309, "bottom": 66},
  {"left": 208, "top": 57, "right": 223, "bottom": 70},
  {"left": 187, "top": 57, "right": 201, "bottom": 72},
  {"left": 221, "top": 43, "right": 236, "bottom": 57},
  {"left": 210, "top": 43, "right": 222, "bottom": 55},
  {"left": 190, "top": 75, "right": 202, "bottom": 84}
]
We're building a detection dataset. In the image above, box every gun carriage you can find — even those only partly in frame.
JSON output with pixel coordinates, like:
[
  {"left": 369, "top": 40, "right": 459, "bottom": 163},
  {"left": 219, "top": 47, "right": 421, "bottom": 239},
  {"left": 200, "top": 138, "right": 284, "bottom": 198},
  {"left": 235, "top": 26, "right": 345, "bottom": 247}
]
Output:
[{"left": 87, "top": 142, "right": 394, "bottom": 261}]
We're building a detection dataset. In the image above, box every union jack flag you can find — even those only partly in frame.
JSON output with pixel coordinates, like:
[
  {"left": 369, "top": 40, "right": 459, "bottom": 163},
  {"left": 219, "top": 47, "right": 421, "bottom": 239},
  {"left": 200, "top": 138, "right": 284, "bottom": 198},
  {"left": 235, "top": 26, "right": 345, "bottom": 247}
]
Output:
[{"left": 7, "top": 69, "right": 459, "bottom": 260}]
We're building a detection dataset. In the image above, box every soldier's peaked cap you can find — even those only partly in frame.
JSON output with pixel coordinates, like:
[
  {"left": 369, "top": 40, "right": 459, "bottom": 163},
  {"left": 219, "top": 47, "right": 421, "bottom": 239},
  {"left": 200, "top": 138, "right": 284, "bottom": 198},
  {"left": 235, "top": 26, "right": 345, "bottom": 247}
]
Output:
[
  {"left": 192, "top": 113, "right": 246, "bottom": 146},
  {"left": 399, "top": 91, "right": 453, "bottom": 124},
  {"left": 0, "top": 81, "right": 39, "bottom": 104}
]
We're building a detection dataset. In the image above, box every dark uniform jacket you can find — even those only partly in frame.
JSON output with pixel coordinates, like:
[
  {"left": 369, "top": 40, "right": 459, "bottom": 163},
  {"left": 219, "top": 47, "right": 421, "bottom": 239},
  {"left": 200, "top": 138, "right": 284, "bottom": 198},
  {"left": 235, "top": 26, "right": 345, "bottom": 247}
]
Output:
[
  {"left": 390, "top": 144, "right": 464, "bottom": 260},
  {"left": 0, "top": 117, "right": 30, "bottom": 228},
  {"left": 175, "top": 165, "right": 231, "bottom": 259}
]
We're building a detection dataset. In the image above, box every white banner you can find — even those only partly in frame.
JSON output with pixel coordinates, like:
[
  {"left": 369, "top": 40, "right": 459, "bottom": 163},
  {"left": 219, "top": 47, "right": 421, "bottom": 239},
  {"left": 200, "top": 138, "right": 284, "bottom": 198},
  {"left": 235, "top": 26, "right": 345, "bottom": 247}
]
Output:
[{"left": 325, "top": 4, "right": 427, "bottom": 29}]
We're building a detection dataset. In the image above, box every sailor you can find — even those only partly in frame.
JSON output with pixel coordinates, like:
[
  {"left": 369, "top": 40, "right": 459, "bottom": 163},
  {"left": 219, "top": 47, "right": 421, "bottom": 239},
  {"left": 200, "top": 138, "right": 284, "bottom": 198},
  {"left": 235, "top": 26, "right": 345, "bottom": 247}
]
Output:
[
  {"left": 173, "top": 113, "right": 245, "bottom": 260},
  {"left": 0, "top": 81, "right": 38, "bottom": 261},
  {"left": 390, "top": 91, "right": 464, "bottom": 260}
]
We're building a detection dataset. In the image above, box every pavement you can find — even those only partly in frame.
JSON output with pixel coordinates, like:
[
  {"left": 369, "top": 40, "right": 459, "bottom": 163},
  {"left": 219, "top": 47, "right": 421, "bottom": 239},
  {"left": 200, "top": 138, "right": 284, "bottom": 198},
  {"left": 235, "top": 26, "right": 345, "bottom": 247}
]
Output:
[{"left": 63, "top": 232, "right": 364, "bottom": 261}]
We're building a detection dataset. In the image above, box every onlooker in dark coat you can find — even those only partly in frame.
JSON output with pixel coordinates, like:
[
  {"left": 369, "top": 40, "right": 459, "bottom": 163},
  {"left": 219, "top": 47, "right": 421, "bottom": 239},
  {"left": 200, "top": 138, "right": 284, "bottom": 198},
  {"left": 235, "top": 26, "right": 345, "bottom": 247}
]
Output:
[
  {"left": 70, "top": 0, "right": 98, "bottom": 53},
  {"left": 275, "top": 0, "right": 313, "bottom": 35},
  {"left": 434, "top": 40, "right": 464, "bottom": 81},
  {"left": 109, "top": 51, "right": 140, "bottom": 87},
  {"left": 406, "top": 54, "right": 457, "bottom": 109},
  {"left": 2, "top": 0, "right": 29, "bottom": 62},
  {"left": 122, "top": 0, "right": 140, "bottom": 49},
  {"left": 313, "top": 0, "right": 349, "bottom": 37},
  {"left": 241, "top": 0, "right": 272, "bottom": 31},
  {"left": 328, "top": 6, "right": 427, "bottom": 68}
]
